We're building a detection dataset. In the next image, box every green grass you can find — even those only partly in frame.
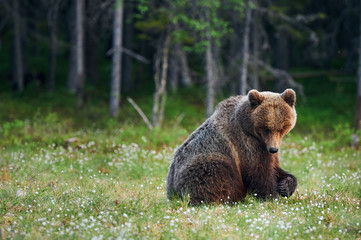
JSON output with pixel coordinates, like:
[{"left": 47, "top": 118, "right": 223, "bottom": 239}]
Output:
[{"left": 1, "top": 74, "right": 361, "bottom": 239}]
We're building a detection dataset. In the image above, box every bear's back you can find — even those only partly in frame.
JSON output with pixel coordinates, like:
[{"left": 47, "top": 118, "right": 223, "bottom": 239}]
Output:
[{"left": 172, "top": 95, "right": 243, "bottom": 168}]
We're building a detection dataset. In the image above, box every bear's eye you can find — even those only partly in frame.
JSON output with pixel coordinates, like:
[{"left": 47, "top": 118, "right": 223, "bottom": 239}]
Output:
[{"left": 264, "top": 128, "right": 271, "bottom": 134}]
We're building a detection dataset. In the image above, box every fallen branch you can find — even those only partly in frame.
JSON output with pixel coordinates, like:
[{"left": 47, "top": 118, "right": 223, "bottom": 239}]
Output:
[
  {"left": 127, "top": 97, "right": 153, "bottom": 131},
  {"left": 173, "top": 112, "right": 185, "bottom": 129}
]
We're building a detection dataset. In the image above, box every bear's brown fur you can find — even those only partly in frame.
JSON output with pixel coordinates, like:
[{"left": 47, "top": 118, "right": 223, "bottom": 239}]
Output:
[{"left": 166, "top": 89, "right": 297, "bottom": 205}]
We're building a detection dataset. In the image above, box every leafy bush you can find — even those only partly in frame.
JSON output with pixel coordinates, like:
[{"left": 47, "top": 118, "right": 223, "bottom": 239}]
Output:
[
  {"left": 0, "top": 119, "right": 26, "bottom": 145},
  {"left": 329, "top": 123, "right": 361, "bottom": 148},
  {"left": 0, "top": 112, "right": 73, "bottom": 146}
]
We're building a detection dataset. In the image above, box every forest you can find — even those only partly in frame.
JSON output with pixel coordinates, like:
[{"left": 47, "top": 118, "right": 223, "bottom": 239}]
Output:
[{"left": 0, "top": 0, "right": 361, "bottom": 239}]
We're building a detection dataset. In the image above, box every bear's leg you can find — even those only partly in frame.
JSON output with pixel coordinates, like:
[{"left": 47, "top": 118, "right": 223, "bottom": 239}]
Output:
[
  {"left": 175, "top": 157, "right": 246, "bottom": 205},
  {"left": 245, "top": 173, "right": 278, "bottom": 200},
  {"left": 166, "top": 163, "right": 176, "bottom": 199},
  {"left": 276, "top": 168, "right": 297, "bottom": 197}
]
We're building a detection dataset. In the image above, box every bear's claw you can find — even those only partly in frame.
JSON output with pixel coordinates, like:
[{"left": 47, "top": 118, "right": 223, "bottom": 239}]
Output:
[{"left": 277, "top": 175, "right": 297, "bottom": 197}]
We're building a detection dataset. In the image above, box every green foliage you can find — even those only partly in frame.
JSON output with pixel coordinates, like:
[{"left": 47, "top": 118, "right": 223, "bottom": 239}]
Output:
[
  {"left": 294, "top": 75, "right": 356, "bottom": 136},
  {"left": 134, "top": 9, "right": 169, "bottom": 34},
  {"left": 327, "top": 123, "right": 361, "bottom": 148},
  {"left": 133, "top": 0, "right": 149, "bottom": 19},
  {"left": 133, "top": 0, "right": 238, "bottom": 53},
  {"left": 0, "top": 119, "right": 26, "bottom": 145},
  {"left": 114, "top": 0, "right": 123, "bottom": 10},
  {"left": 0, "top": 112, "right": 70, "bottom": 147},
  {"left": 171, "top": 0, "right": 235, "bottom": 52}
]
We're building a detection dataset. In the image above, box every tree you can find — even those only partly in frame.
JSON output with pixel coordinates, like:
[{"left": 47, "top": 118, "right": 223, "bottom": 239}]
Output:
[
  {"left": 152, "top": 29, "right": 171, "bottom": 127},
  {"left": 356, "top": 3, "right": 361, "bottom": 131},
  {"left": 169, "top": 45, "right": 180, "bottom": 91},
  {"left": 13, "top": 0, "right": 24, "bottom": 92},
  {"left": 75, "top": 0, "right": 85, "bottom": 108},
  {"left": 274, "top": 26, "right": 290, "bottom": 92},
  {"left": 249, "top": 5, "right": 261, "bottom": 90},
  {"left": 205, "top": 11, "right": 217, "bottom": 117},
  {"left": 109, "top": 0, "right": 124, "bottom": 117},
  {"left": 85, "top": 0, "right": 101, "bottom": 85},
  {"left": 247, "top": 2, "right": 318, "bottom": 94},
  {"left": 171, "top": 0, "right": 232, "bottom": 116},
  {"left": 240, "top": 0, "right": 251, "bottom": 95},
  {"left": 67, "top": 1, "right": 77, "bottom": 93},
  {"left": 48, "top": 0, "right": 62, "bottom": 92},
  {"left": 122, "top": 1, "right": 134, "bottom": 93},
  {"left": 177, "top": 44, "right": 192, "bottom": 87},
  {"left": 350, "top": 1, "right": 361, "bottom": 148},
  {"left": 168, "top": 43, "right": 193, "bottom": 91}
]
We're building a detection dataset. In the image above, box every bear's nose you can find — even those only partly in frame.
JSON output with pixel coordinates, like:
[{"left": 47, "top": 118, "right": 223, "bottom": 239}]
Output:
[{"left": 269, "top": 147, "right": 278, "bottom": 154}]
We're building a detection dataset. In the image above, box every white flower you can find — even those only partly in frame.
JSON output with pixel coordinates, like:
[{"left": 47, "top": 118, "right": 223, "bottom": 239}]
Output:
[{"left": 16, "top": 189, "right": 26, "bottom": 197}]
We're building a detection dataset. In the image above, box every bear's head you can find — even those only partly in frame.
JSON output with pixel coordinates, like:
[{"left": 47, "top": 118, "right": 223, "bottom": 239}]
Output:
[{"left": 248, "top": 89, "right": 297, "bottom": 154}]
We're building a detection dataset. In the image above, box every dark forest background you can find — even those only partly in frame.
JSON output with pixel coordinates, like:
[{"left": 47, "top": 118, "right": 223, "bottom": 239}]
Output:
[{"left": 1, "top": 0, "right": 361, "bottom": 137}]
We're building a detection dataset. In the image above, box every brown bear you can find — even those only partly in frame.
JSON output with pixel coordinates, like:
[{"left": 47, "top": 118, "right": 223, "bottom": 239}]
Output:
[{"left": 166, "top": 89, "right": 297, "bottom": 205}]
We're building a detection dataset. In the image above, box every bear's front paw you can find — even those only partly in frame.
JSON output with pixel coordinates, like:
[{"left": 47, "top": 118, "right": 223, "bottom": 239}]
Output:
[{"left": 277, "top": 175, "right": 297, "bottom": 197}]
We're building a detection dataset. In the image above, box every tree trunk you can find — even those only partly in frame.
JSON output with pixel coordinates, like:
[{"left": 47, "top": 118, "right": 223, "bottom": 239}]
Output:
[
  {"left": 275, "top": 26, "right": 289, "bottom": 92},
  {"left": 48, "top": 20, "right": 57, "bottom": 92},
  {"left": 169, "top": 45, "right": 179, "bottom": 91},
  {"left": 85, "top": 0, "right": 100, "bottom": 85},
  {"left": 240, "top": 0, "right": 251, "bottom": 95},
  {"left": 249, "top": 9, "right": 260, "bottom": 90},
  {"left": 177, "top": 44, "right": 192, "bottom": 87},
  {"left": 76, "top": 0, "right": 85, "bottom": 108},
  {"left": 134, "top": 40, "right": 147, "bottom": 89},
  {"left": 344, "top": 0, "right": 355, "bottom": 74},
  {"left": 357, "top": 78, "right": 361, "bottom": 130},
  {"left": 152, "top": 31, "right": 170, "bottom": 127},
  {"left": 206, "top": 31, "right": 216, "bottom": 118},
  {"left": 13, "top": 0, "right": 24, "bottom": 92},
  {"left": 356, "top": 4, "right": 361, "bottom": 130},
  {"left": 353, "top": 5, "right": 361, "bottom": 148},
  {"left": 48, "top": 0, "right": 61, "bottom": 93},
  {"left": 109, "top": 0, "right": 124, "bottom": 117},
  {"left": 122, "top": 1, "right": 133, "bottom": 93},
  {"left": 67, "top": 2, "right": 77, "bottom": 93}
]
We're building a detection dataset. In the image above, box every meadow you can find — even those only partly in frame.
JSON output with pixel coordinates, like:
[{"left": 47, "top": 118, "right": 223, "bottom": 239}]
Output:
[{"left": 0, "top": 76, "right": 361, "bottom": 239}]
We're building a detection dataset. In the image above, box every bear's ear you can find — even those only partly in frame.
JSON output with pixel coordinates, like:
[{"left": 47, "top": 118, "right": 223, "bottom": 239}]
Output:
[
  {"left": 248, "top": 90, "right": 264, "bottom": 108},
  {"left": 281, "top": 89, "right": 296, "bottom": 107}
]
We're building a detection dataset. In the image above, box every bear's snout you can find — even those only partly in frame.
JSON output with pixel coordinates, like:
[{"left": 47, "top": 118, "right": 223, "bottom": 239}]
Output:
[{"left": 269, "top": 147, "right": 278, "bottom": 154}]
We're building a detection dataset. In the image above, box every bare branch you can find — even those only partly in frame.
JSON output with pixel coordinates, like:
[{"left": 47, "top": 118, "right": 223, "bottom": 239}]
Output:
[
  {"left": 90, "top": 0, "right": 113, "bottom": 24},
  {"left": 248, "top": 55, "right": 305, "bottom": 98},
  {"left": 127, "top": 97, "right": 153, "bottom": 131},
  {"left": 173, "top": 113, "right": 185, "bottom": 129},
  {"left": 107, "top": 47, "right": 150, "bottom": 64},
  {"left": 122, "top": 48, "right": 151, "bottom": 64}
]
